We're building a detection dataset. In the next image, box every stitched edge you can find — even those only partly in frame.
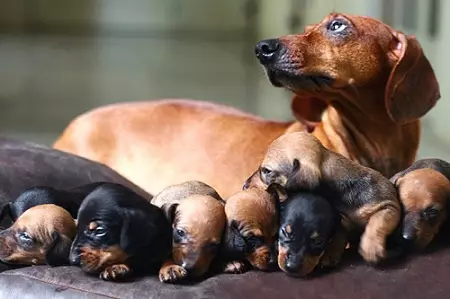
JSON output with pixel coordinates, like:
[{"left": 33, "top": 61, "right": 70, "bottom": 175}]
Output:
[{"left": 0, "top": 272, "right": 121, "bottom": 299}]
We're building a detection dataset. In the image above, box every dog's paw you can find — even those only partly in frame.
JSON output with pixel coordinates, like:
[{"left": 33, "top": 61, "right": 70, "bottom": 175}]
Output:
[
  {"left": 99, "top": 264, "right": 132, "bottom": 281},
  {"left": 319, "top": 252, "right": 341, "bottom": 268},
  {"left": 223, "top": 261, "right": 247, "bottom": 274},
  {"left": 359, "top": 236, "right": 385, "bottom": 264},
  {"left": 159, "top": 264, "right": 188, "bottom": 283}
]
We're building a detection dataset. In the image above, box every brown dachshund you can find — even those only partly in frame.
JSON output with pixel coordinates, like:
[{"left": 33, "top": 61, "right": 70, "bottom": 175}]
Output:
[
  {"left": 53, "top": 13, "right": 439, "bottom": 199},
  {"left": 151, "top": 181, "right": 226, "bottom": 283},
  {"left": 390, "top": 159, "right": 450, "bottom": 249},
  {"left": 0, "top": 204, "right": 76, "bottom": 266},
  {"left": 245, "top": 132, "right": 401, "bottom": 264},
  {"left": 220, "top": 184, "right": 285, "bottom": 273}
]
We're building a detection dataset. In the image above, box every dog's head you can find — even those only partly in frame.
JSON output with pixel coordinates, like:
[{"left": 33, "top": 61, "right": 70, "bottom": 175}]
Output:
[
  {"left": 223, "top": 184, "right": 286, "bottom": 271},
  {"left": 278, "top": 192, "right": 339, "bottom": 277},
  {"left": 0, "top": 204, "right": 76, "bottom": 266},
  {"left": 244, "top": 132, "right": 324, "bottom": 192},
  {"left": 161, "top": 194, "right": 226, "bottom": 277},
  {"left": 69, "top": 183, "right": 171, "bottom": 274},
  {"left": 255, "top": 12, "right": 439, "bottom": 125},
  {"left": 393, "top": 168, "right": 450, "bottom": 249}
]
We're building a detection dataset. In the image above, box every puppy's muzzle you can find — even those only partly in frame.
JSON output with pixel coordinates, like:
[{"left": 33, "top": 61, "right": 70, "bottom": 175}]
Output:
[
  {"left": 69, "top": 244, "right": 81, "bottom": 265},
  {"left": 401, "top": 213, "right": 418, "bottom": 246}
]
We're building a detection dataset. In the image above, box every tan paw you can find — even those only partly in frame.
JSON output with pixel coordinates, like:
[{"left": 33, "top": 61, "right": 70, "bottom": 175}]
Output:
[
  {"left": 359, "top": 236, "right": 385, "bottom": 264},
  {"left": 159, "top": 264, "right": 188, "bottom": 283},
  {"left": 223, "top": 261, "right": 247, "bottom": 274},
  {"left": 99, "top": 264, "right": 132, "bottom": 281}
]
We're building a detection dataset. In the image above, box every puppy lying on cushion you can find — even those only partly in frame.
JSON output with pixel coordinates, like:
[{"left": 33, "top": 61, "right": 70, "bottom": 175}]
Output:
[
  {"left": 390, "top": 159, "right": 450, "bottom": 249},
  {"left": 69, "top": 183, "right": 171, "bottom": 281},
  {"left": 0, "top": 182, "right": 106, "bottom": 223},
  {"left": 151, "top": 181, "right": 226, "bottom": 283},
  {"left": 245, "top": 132, "right": 401, "bottom": 264},
  {"left": 220, "top": 184, "right": 284, "bottom": 273},
  {"left": 0, "top": 204, "right": 76, "bottom": 266},
  {"left": 278, "top": 191, "right": 344, "bottom": 277}
]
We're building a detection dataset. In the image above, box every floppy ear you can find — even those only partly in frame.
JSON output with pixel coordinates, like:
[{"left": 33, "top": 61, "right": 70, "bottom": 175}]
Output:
[
  {"left": 291, "top": 95, "right": 327, "bottom": 132},
  {"left": 160, "top": 203, "right": 178, "bottom": 224},
  {"left": 0, "top": 203, "right": 11, "bottom": 224},
  {"left": 45, "top": 231, "right": 73, "bottom": 266},
  {"left": 385, "top": 31, "right": 440, "bottom": 124},
  {"left": 266, "top": 183, "right": 288, "bottom": 203},
  {"left": 389, "top": 171, "right": 405, "bottom": 185}
]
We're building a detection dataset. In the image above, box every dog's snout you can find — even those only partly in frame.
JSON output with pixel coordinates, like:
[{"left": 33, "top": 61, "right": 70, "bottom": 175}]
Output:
[
  {"left": 69, "top": 246, "right": 81, "bottom": 265},
  {"left": 402, "top": 231, "right": 416, "bottom": 242},
  {"left": 255, "top": 39, "right": 280, "bottom": 64},
  {"left": 285, "top": 259, "right": 301, "bottom": 274}
]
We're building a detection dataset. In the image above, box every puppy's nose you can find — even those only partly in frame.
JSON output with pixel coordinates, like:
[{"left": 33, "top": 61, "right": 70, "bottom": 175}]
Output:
[
  {"left": 255, "top": 39, "right": 280, "bottom": 64},
  {"left": 402, "top": 231, "right": 416, "bottom": 242},
  {"left": 69, "top": 247, "right": 81, "bottom": 265},
  {"left": 285, "top": 260, "right": 301, "bottom": 274}
]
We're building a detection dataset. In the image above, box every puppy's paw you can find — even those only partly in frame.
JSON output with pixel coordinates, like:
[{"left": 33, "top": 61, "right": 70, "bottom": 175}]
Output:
[
  {"left": 359, "top": 236, "right": 385, "bottom": 264},
  {"left": 159, "top": 264, "right": 188, "bottom": 283},
  {"left": 319, "top": 251, "right": 341, "bottom": 268},
  {"left": 99, "top": 264, "right": 132, "bottom": 281},
  {"left": 223, "top": 261, "right": 247, "bottom": 274}
]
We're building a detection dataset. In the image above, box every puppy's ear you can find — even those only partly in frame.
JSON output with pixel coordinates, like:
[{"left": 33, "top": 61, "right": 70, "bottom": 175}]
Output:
[
  {"left": 0, "top": 203, "right": 11, "bottom": 224},
  {"left": 160, "top": 203, "right": 178, "bottom": 223},
  {"left": 389, "top": 171, "right": 404, "bottom": 185},
  {"left": 45, "top": 232, "right": 73, "bottom": 266},
  {"left": 386, "top": 31, "right": 440, "bottom": 124},
  {"left": 266, "top": 183, "right": 288, "bottom": 203}
]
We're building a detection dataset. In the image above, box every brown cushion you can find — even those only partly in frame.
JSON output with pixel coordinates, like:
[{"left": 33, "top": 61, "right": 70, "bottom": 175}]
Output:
[{"left": 0, "top": 245, "right": 449, "bottom": 299}]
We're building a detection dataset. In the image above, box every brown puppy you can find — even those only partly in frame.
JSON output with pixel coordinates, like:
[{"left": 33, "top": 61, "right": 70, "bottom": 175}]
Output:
[
  {"left": 245, "top": 132, "right": 401, "bottom": 264},
  {"left": 52, "top": 13, "right": 439, "bottom": 199},
  {"left": 221, "top": 184, "right": 284, "bottom": 273},
  {"left": 151, "top": 181, "right": 226, "bottom": 283},
  {"left": 390, "top": 159, "right": 450, "bottom": 249},
  {"left": 0, "top": 204, "right": 76, "bottom": 266}
]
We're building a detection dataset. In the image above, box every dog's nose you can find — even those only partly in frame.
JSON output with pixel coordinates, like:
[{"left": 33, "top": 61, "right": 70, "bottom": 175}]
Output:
[
  {"left": 284, "top": 260, "right": 301, "bottom": 274},
  {"left": 69, "top": 247, "right": 81, "bottom": 265},
  {"left": 255, "top": 39, "right": 280, "bottom": 64},
  {"left": 402, "top": 231, "right": 416, "bottom": 242}
]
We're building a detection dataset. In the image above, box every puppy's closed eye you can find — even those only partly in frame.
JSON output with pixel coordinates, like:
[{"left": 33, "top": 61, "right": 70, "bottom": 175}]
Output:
[
  {"left": 16, "top": 231, "right": 35, "bottom": 249},
  {"left": 421, "top": 207, "right": 440, "bottom": 222}
]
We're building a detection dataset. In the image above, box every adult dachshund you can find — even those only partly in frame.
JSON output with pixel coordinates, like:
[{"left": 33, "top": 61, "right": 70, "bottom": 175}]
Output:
[{"left": 53, "top": 13, "right": 440, "bottom": 198}]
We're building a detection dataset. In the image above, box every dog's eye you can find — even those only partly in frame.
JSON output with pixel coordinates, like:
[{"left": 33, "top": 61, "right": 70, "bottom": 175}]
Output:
[
  {"left": 311, "top": 237, "right": 324, "bottom": 247},
  {"left": 261, "top": 167, "right": 272, "bottom": 175},
  {"left": 422, "top": 208, "right": 440, "bottom": 221},
  {"left": 175, "top": 229, "right": 186, "bottom": 238},
  {"left": 328, "top": 19, "right": 347, "bottom": 33},
  {"left": 18, "top": 232, "right": 33, "bottom": 243},
  {"left": 94, "top": 226, "right": 107, "bottom": 237}
]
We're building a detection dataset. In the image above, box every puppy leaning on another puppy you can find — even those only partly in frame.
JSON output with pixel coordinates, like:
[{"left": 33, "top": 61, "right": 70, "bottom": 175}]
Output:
[
  {"left": 69, "top": 182, "right": 172, "bottom": 281},
  {"left": 390, "top": 158, "right": 450, "bottom": 249},
  {"left": 151, "top": 181, "right": 226, "bottom": 283},
  {"left": 0, "top": 204, "right": 76, "bottom": 266},
  {"left": 245, "top": 132, "right": 401, "bottom": 264}
]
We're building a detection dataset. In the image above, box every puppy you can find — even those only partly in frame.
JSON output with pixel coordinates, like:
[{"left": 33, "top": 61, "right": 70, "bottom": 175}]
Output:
[
  {"left": 390, "top": 159, "right": 450, "bottom": 249},
  {"left": 0, "top": 182, "right": 106, "bottom": 224},
  {"left": 278, "top": 191, "right": 345, "bottom": 277},
  {"left": 0, "top": 204, "right": 76, "bottom": 266},
  {"left": 245, "top": 132, "right": 401, "bottom": 264},
  {"left": 220, "top": 183, "right": 284, "bottom": 273},
  {"left": 69, "top": 183, "right": 172, "bottom": 281},
  {"left": 151, "top": 181, "right": 226, "bottom": 283}
]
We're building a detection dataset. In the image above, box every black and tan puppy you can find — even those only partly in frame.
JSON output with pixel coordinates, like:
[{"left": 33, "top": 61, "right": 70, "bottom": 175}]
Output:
[
  {"left": 0, "top": 204, "right": 76, "bottom": 266},
  {"left": 245, "top": 132, "right": 401, "bottom": 264},
  {"left": 278, "top": 191, "right": 345, "bottom": 277},
  {"left": 151, "top": 181, "right": 226, "bottom": 283},
  {"left": 221, "top": 183, "right": 284, "bottom": 273},
  {"left": 390, "top": 159, "right": 450, "bottom": 249},
  {"left": 0, "top": 182, "right": 106, "bottom": 224},
  {"left": 69, "top": 183, "right": 171, "bottom": 281}
]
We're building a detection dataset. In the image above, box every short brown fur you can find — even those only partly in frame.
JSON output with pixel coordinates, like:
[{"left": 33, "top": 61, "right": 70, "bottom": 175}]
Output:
[
  {"left": 0, "top": 204, "right": 76, "bottom": 265},
  {"left": 53, "top": 13, "right": 439, "bottom": 199},
  {"left": 247, "top": 132, "right": 401, "bottom": 264}
]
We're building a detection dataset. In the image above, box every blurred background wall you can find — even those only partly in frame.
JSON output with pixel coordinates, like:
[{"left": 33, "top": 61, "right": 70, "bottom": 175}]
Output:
[{"left": 0, "top": 0, "right": 448, "bottom": 159}]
